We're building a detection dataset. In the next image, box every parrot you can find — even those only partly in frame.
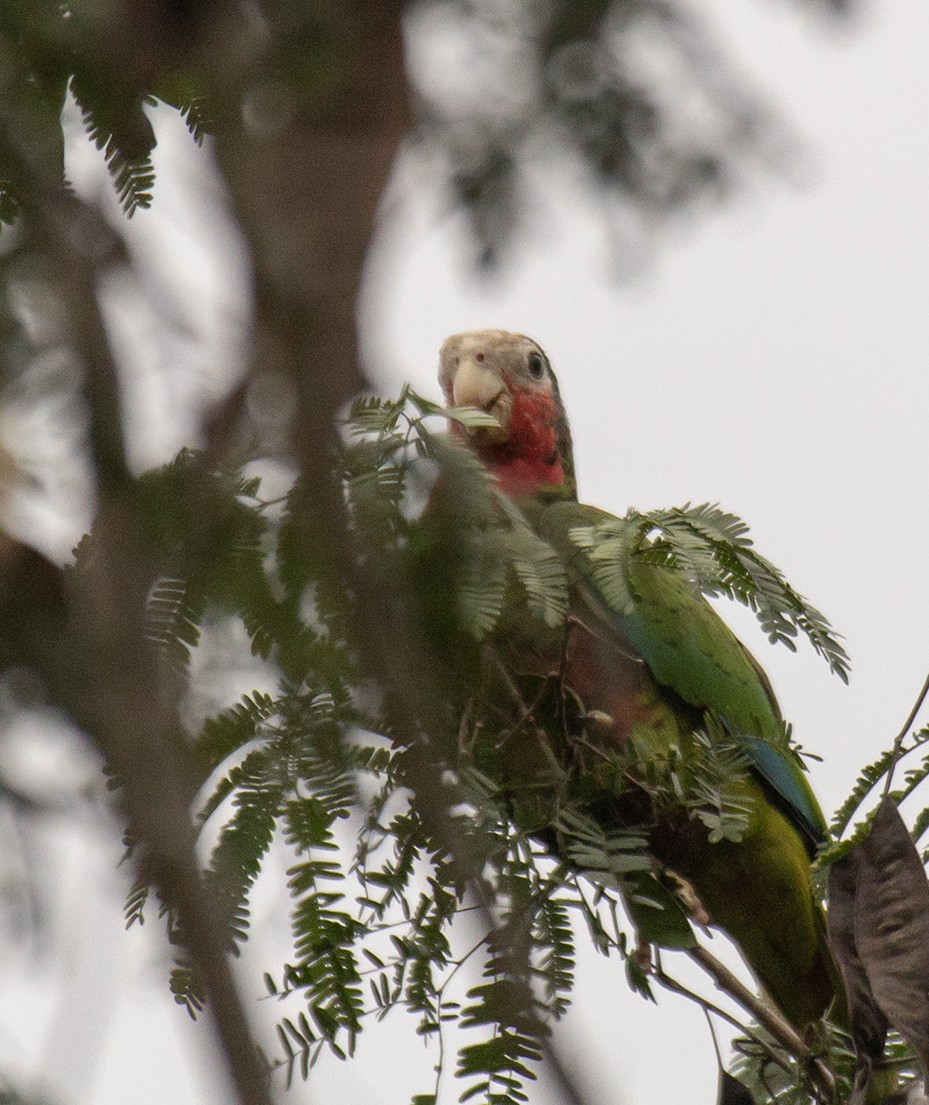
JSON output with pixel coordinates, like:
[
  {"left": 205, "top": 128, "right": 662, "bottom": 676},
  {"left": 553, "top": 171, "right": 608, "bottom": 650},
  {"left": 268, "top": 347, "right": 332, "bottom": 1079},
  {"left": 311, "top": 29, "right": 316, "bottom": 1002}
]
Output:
[{"left": 437, "top": 328, "right": 837, "bottom": 1030}]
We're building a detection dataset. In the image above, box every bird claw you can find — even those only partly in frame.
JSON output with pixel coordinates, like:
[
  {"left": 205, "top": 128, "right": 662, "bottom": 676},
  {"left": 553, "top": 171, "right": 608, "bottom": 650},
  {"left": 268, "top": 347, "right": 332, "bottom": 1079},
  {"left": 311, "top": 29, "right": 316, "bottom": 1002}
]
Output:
[
  {"left": 668, "top": 871, "right": 712, "bottom": 928},
  {"left": 581, "top": 709, "right": 615, "bottom": 739}
]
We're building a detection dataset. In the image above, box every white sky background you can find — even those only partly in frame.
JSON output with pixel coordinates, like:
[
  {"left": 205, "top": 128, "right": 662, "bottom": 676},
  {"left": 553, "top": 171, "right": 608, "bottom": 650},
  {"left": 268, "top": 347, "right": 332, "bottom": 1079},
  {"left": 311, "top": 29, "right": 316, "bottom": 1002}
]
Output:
[{"left": 0, "top": 1, "right": 927, "bottom": 1104}]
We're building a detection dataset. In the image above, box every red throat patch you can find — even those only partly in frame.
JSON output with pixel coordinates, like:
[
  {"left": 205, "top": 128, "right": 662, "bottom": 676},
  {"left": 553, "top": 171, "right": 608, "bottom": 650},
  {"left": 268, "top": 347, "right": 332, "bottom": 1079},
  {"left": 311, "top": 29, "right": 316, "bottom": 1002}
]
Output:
[{"left": 483, "top": 385, "right": 565, "bottom": 498}]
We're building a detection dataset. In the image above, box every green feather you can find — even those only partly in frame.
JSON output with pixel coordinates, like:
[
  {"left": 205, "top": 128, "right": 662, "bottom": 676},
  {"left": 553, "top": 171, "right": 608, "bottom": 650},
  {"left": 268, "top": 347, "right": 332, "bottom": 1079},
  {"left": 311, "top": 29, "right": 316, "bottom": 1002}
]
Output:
[
  {"left": 522, "top": 496, "right": 836, "bottom": 1027},
  {"left": 528, "top": 498, "right": 827, "bottom": 843}
]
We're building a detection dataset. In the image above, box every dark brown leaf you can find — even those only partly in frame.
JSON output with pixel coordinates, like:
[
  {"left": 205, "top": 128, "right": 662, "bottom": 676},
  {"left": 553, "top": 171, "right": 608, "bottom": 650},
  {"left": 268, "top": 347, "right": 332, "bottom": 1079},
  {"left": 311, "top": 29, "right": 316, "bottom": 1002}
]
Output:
[
  {"left": 828, "top": 797, "right": 929, "bottom": 1102},
  {"left": 857, "top": 797, "right": 929, "bottom": 1080},
  {"left": 827, "top": 847, "right": 890, "bottom": 1050},
  {"left": 718, "top": 1071, "right": 755, "bottom": 1105},
  {"left": 828, "top": 849, "right": 889, "bottom": 1105}
]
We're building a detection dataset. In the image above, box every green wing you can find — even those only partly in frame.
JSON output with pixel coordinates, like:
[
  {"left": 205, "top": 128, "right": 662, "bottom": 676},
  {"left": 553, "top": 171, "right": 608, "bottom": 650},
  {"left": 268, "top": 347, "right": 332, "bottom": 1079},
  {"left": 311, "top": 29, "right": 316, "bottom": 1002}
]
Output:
[{"left": 527, "top": 499, "right": 828, "bottom": 844}]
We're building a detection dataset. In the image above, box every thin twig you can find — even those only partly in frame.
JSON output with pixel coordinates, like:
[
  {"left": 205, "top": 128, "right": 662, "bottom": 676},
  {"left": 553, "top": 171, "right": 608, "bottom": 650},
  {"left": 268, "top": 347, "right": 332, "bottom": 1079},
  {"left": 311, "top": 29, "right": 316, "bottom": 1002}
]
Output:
[
  {"left": 703, "top": 1002, "right": 725, "bottom": 1071},
  {"left": 883, "top": 668, "right": 929, "bottom": 797},
  {"left": 487, "top": 647, "right": 564, "bottom": 751},
  {"left": 653, "top": 958, "right": 794, "bottom": 1078},
  {"left": 554, "top": 615, "right": 578, "bottom": 744}
]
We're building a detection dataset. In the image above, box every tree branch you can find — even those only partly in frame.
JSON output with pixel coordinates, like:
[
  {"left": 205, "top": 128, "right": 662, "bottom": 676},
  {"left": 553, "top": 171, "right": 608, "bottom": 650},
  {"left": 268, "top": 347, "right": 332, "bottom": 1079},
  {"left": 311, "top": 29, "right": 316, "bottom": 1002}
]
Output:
[
  {"left": 0, "top": 110, "right": 276, "bottom": 1105},
  {"left": 688, "top": 944, "right": 837, "bottom": 1101}
]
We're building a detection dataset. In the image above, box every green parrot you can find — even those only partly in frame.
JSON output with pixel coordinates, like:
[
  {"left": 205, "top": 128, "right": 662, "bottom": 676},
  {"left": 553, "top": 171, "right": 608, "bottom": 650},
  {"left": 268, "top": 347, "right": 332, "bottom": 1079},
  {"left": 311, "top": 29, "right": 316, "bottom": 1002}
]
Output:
[{"left": 437, "top": 328, "right": 837, "bottom": 1030}]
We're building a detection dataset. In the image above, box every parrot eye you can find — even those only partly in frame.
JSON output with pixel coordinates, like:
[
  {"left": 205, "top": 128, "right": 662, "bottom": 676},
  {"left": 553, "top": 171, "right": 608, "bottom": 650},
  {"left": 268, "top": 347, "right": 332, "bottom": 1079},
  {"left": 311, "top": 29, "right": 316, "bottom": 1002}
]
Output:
[{"left": 527, "top": 351, "right": 545, "bottom": 380}]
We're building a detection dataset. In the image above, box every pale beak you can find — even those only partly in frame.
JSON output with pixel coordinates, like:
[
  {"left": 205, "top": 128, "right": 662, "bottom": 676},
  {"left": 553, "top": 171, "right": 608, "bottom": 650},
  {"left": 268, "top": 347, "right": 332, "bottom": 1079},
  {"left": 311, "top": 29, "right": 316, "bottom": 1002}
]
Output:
[
  {"left": 452, "top": 359, "right": 504, "bottom": 409},
  {"left": 452, "top": 359, "right": 511, "bottom": 443}
]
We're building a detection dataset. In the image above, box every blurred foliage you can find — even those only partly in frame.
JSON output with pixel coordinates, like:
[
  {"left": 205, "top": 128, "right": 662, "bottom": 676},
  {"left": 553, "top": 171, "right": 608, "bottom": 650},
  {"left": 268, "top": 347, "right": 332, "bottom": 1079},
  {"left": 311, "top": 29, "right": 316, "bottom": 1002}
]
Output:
[
  {"left": 0, "top": 1, "right": 155, "bottom": 220},
  {"left": 0, "top": 0, "right": 851, "bottom": 258}
]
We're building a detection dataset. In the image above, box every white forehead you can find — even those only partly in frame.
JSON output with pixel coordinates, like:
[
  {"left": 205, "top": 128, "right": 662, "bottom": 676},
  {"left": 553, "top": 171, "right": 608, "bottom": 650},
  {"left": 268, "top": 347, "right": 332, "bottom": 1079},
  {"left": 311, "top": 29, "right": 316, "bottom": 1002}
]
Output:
[{"left": 439, "top": 330, "right": 543, "bottom": 373}]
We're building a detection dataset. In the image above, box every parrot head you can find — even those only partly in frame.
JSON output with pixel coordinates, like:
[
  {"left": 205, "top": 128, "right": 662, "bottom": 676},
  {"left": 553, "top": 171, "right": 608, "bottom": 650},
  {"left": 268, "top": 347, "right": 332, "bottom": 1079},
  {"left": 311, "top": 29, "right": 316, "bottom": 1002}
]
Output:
[{"left": 438, "top": 329, "right": 576, "bottom": 500}]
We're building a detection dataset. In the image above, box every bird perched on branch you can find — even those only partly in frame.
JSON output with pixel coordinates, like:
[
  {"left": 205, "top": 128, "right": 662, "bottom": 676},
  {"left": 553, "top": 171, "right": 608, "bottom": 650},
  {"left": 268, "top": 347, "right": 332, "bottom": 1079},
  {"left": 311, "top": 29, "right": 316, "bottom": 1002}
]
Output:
[{"left": 438, "top": 328, "right": 837, "bottom": 1030}]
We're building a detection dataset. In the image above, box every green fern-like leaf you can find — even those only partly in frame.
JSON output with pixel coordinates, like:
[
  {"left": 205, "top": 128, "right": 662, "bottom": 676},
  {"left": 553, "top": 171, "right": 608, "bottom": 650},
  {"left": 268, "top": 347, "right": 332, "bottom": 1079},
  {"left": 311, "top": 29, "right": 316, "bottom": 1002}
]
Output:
[
  {"left": 176, "top": 96, "right": 212, "bottom": 145},
  {"left": 205, "top": 747, "right": 281, "bottom": 947},
  {"left": 70, "top": 71, "right": 157, "bottom": 215},
  {"left": 500, "top": 503, "right": 569, "bottom": 630},
  {"left": 530, "top": 895, "right": 575, "bottom": 1018},
  {"left": 458, "top": 529, "right": 509, "bottom": 639},
  {"left": 830, "top": 745, "right": 901, "bottom": 837},
  {"left": 456, "top": 936, "right": 546, "bottom": 1105},
  {"left": 347, "top": 389, "right": 413, "bottom": 437},
  {"left": 195, "top": 691, "right": 277, "bottom": 785},
  {"left": 456, "top": 898, "right": 549, "bottom": 1103},
  {"left": 828, "top": 726, "right": 929, "bottom": 843},
  {"left": 555, "top": 808, "right": 651, "bottom": 884},
  {"left": 570, "top": 504, "right": 850, "bottom": 682},
  {"left": 393, "top": 885, "right": 457, "bottom": 1039},
  {"left": 356, "top": 806, "right": 424, "bottom": 920},
  {"left": 649, "top": 504, "right": 850, "bottom": 681},
  {"left": 283, "top": 800, "right": 365, "bottom": 1054},
  {"left": 682, "top": 723, "right": 754, "bottom": 844},
  {"left": 123, "top": 876, "right": 149, "bottom": 928},
  {"left": 144, "top": 576, "right": 200, "bottom": 670},
  {"left": 170, "top": 963, "right": 206, "bottom": 1020},
  {"left": 274, "top": 1013, "right": 323, "bottom": 1087}
]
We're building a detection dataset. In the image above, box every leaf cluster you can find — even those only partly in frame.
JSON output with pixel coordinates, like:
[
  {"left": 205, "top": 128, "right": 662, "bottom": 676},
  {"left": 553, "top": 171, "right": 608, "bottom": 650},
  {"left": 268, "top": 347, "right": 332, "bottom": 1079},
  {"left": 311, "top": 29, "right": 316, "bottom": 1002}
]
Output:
[
  {"left": 0, "top": 4, "right": 180, "bottom": 220},
  {"left": 1, "top": 0, "right": 848, "bottom": 261},
  {"left": 677, "top": 722, "right": 754, "bottom": 845},
  {"left": 570, "top": 503, "right": 850, "bottom": 681},
  {"left": 411, "top": 0, "right": 848, "bottom": 268}
]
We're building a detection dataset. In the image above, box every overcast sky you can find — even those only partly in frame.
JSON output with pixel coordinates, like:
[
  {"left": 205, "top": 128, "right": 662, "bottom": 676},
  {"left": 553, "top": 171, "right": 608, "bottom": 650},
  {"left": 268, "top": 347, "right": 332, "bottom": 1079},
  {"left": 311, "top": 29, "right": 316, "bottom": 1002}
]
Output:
[{"left": 1, "top": 2, "right": 927, "bottom": 1104}]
